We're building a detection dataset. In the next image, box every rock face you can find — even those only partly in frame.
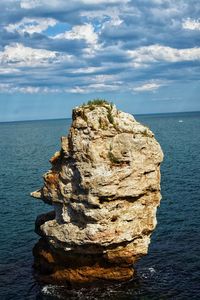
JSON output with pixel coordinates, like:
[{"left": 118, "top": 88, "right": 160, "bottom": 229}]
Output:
[{"left": 31, "top": 102, "right": 163, "bottom": 284}]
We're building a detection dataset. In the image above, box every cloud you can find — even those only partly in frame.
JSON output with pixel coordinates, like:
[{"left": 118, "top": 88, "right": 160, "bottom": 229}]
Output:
[
  {"left": 0, "top": 83, "right": 62, "bottom": 94},
  {"left": 20, "top": 0, "right": 40, "bottom": 9},
  {"left": 81, "top": 0, "right": 129, "bottom": 3},
  {"left": 0, "top": 67, "right": 20, "bottom": 74},
  {"left": 0, "top": 83, "right": 12, "bottom": 93},
  {"left": 97, "top": 7, "right": 123, "bottom": 28},
  {"left": 71, "top": 66, "right": 105, "bottom": 74},
  {"left": 68, "top": 86, "right": 85, "bottom": 94},
  {"left": 52, "top": 23, "right": 100, "bottom": 55},
  {"left": 52, "top": 23, "right": 98, "bottom": 45},
  {"left": 5, "top": 17, "right": 57, "bottom": 35},
  {"left": 132, "top": 82, "right": 162, "bottom": 92},
  {"left": 182, "top": 18, "right": 200, "bottom": 30},
  {"left": 69, "top": 82, "right": 120, "bottom": 94},
  {"left": 0, "top": 0, "right": 199, "bottom": 97},
  {"left": 0, "top": 43, "right": 76, "bottom": 68},
  {"left": 0, "top": 43, "right": 72, "bottom": 66},
  {"left": 128, "top": 44, "right": 200, "bottom": 65},
  {"left": 0, "top": 81, "right": 120, "bottom": 94},
  {"left": 20, "top": 0, "right": 130, "bottom": 10}
]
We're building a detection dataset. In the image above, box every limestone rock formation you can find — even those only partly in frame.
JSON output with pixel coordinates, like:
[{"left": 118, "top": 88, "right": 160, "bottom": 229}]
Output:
[{"left": 31, "top": 101, "right": 163, "bottom": 284}]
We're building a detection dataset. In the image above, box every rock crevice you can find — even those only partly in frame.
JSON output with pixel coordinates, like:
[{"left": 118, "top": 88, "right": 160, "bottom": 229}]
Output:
[{"left": 32, "top": 102, "right": 163, "bottom": 283}]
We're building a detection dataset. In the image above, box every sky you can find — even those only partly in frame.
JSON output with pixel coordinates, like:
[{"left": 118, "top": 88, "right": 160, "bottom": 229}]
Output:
[{"left": 0, "top": 0, "right": 199, "bottom": 121}]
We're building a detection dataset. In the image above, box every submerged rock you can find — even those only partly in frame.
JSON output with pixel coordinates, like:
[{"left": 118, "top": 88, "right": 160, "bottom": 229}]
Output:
[{"left": 31, "top": 101, "right": 163, "bottom": 284}]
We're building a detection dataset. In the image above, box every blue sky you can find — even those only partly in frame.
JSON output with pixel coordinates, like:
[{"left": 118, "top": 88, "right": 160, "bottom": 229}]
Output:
[{"left": 0, "top": 0, "right": 199, "bottom": 121}]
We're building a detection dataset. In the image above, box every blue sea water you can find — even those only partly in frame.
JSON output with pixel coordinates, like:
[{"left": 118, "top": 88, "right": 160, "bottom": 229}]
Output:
[{"left": 0, "top": 111, "right": 199, "bottom": 300}]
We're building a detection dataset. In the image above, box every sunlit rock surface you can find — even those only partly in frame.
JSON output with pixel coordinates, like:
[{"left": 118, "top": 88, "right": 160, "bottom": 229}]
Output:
[{"left": 31, "top": 102, "right": 163, "bottom": 284}]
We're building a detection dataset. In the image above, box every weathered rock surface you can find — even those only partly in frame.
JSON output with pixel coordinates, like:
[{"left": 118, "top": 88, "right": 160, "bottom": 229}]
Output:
[{"left": 31, "top": 102, "right": 163, "bottom": 284}]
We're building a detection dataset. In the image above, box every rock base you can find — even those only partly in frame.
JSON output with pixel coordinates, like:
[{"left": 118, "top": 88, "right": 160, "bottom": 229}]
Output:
[{"left": 33, "top": 238, "right": 135, "bottom": 284}]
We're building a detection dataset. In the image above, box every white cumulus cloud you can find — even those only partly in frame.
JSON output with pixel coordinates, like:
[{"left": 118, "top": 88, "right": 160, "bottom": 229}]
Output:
[
  {"left": 5, "top": 17, "right": 57, "bottom": 35},
  {"left": 128, "top": 44, "right": 200, "bottom": 64},
  {"left": 0, "top": 43, "right": 60, "bottom": 66},
  {"left": 53, "top": 23, "right": 98, "bottom": 45},
  {"left": 182, "top": 18, "right": 200, "bottom": 31}
]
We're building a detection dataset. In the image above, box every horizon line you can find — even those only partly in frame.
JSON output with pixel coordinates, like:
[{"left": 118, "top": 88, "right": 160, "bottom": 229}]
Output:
[{"left": 0, "top": 109, "right": 200, "bottom": 124}]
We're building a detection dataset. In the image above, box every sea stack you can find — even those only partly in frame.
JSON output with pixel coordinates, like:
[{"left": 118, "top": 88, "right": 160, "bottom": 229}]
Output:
[{"left": 31, "top": 100, "right": 163, "bottom": 284}]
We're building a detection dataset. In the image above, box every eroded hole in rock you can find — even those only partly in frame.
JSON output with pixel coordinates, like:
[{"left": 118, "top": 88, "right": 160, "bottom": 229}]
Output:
[{"left": 111, "top": 216, "right": 118, "bottom": 222}]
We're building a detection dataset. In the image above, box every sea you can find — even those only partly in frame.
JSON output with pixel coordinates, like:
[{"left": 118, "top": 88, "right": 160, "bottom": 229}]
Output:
[{"left": 0, "top": 111, "right": 199, "bottom": 300}]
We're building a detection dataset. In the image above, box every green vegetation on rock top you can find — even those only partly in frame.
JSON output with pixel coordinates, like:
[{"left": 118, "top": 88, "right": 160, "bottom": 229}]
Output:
[
  {"left": 82, "top": 99, "right": 112, "bottom": 107},
  {"left": 80, "top": 98, "right": 116, "bottom": 126}
]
